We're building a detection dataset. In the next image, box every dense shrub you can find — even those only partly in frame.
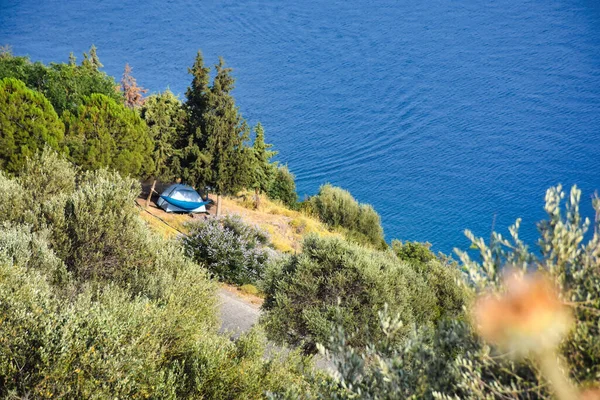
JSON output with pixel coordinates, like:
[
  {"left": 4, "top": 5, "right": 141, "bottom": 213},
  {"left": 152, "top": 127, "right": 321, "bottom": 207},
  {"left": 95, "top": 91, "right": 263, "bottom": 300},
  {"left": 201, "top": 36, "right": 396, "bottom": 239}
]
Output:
[
  {"left": 0, "top": 224, "right": 69, "bottom": 286},
  {"left": 320, "top": 185, "right": 600, "bottom": 399},
  {"left": 0, "top": 151, "right": 317, "bottom": 398},
  {"left": 18, "top": 149, "right": 76, "bottom": 200},
  {"left": 0, "top": 78, "right": 65, "bottom": 173},
  {"left": 261, "top": 235, "right": 468, "bottom": 353},
  {"left": 0, "top": 260, "right": 316, "bottom": 399},
  {"left": 267, "top": 165, "right": 298, "bottom": 208},
  {"left": 183, "top": 214, "right": 274, "bottom": 285},
  {"left": 391, "top": 239, "right": 436, "bottom": 264},
  {"left": 392, "top": 240, "right": 469, "bottom": 320},
  {"left": 308, "top": 184, "right": 386, "bottom": 248},
  {"left": 0, "top": 171, "right": 27, "bottom": 223}
]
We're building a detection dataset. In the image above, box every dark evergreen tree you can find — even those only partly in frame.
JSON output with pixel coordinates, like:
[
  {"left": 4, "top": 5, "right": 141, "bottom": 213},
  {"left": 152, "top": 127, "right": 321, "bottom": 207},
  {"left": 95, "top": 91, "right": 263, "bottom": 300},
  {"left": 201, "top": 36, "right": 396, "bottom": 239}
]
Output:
[
  {"left": 249, "top": 122, "right": 276, "bottom": 208},
  {"left": 201, "top": 58, "right": 252, "bottom": 215},
  {"left": 68, "top": 52, "right": 76, "bottom": 67},
  {"left": 140, "top": 90, "right": 186, "bottom": 206},
  {"left": 0, "top": 78, "right": 65, "bottom": 173},
  {"left": 178, "top": 53, "right": 253, "bottom": 214},
  {"left": 267, "top": 165, "right": 298, "bottom": 208},
  {"left": 82, "top": 44, "right": 103, "bottom": 71},
  {"left": 186, "top": 50, "right": 211, "bottom": 140},
  {"left": 63, "top": 93, "right": 154, "bottom": 177},
  {"left": 177, "top": 51, "right": 211, "bottom": 188}
]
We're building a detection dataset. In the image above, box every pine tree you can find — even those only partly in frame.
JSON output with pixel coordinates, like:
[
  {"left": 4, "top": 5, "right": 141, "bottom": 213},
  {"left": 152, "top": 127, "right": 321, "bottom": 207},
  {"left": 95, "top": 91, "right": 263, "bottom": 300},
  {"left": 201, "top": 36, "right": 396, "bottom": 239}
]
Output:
[
  {"left": 63, "top": 93, "right": 154, "bottom": 177},
  {"left": 0, "top": 78, "right": 65, "bottom": 172},
  {"left": 68, "top": 52, "right": 76, "bottom": 67},
  {"left": 89, "top": 45, "right": 102, "bottom": 70},
  {"left": 250, "top": 122, "right": 277, "bottom": 208},
  {"left": 120, "top": 63, "right": 147, "bottom": 108},
  {"left": 82, "top": 45, "right": 102, "bottom": 71}
]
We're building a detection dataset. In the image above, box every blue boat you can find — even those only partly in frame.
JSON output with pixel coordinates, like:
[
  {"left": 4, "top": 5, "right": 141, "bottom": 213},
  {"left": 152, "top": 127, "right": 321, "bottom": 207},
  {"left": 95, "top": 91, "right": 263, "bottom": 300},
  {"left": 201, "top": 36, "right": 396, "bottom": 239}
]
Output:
[{"left": 156, "top": 184, "right": 209, "bottom": 213}]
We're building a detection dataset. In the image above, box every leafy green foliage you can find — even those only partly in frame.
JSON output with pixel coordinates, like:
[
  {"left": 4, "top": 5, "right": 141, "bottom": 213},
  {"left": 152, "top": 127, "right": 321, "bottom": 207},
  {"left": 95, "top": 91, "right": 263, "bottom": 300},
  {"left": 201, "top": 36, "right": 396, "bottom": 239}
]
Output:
[
  {"left": 182, "top": 214, "right": 274, "bottom": 285},
  {"left": 21, "top": 148, "right": 76, "bottom": 195},
  {"left": 261, "top": 235, "right": 468, "bottom": 354},
  {"left": 0, "top": 258, "right": 315, "bottom": 399},
  {"left": 0, "top": 78, "right": 65, "bottom": 172},
  {"left": 179, "top": 54, "right": 254, "bottom": 200},
  {"left": 322, "top": 185, "right": 600, "bottom": 399},
  {"left": 198, "top": 58, "right": 252, "bottom": 194},
  {"left": 308, "top": 184, "right": 385, "bottom": 248},
  {"left": 267, "top": 165, "right": 298, "bottom": 208},
  {"left": 64, "top": 93, "right": 154, "bottom": 177},
  {"left": 391, "top": 239, "right": 436, "bottom": 264},
  {"left": 250, "top": 122, "right": 277, "bottom": 193},
  {"left": 140, "top": 90, "right": 186, "bottom": 181},
  {"left": 0, "top": 150, "right": 317, "bottom": 398},
  {"left": 0, "top": 171, "right": 27, "bottom": 223},
  {"left": 0, "top": 47, "right": 121, "bottom": 115}
]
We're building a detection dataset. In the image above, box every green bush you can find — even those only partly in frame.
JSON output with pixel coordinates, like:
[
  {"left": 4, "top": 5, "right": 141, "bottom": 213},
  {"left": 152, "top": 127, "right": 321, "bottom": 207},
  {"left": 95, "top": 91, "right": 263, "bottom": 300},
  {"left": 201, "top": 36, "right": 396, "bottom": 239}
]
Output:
[
  {"left": 0, "top": 152, "right": 318, "bottom": 399},
  {"left": 391, "top": 239, "right": 436, "bottom": 264},
  {"left": 182, "top": 214, "right": 274, "bottom": 285},
  {"left": 261, "top": 235, "right": 468, "bottom": 354},
  {"left": 0, "top": 224, "right": 69, "bottom": 286},
  {"left": 267, "top": 165, "right": 298, "bottom": 208},
  {"left": 0, "top": 171, "right": 27, "bottom": 223},
  {"left": 320, "top": 185, "right": 600, "bottom": 399},
  {"left": 0, "top": 260, "right": 315, "bottom": 399},
  {"left": 308, "top": 184, "right": 386, "bottom": 248},
  {"left": 18, "top": 149, "right": 76, "bottom": 201},
  {"left": 392, "top": 240, "right": 468, "bottom": 320}
]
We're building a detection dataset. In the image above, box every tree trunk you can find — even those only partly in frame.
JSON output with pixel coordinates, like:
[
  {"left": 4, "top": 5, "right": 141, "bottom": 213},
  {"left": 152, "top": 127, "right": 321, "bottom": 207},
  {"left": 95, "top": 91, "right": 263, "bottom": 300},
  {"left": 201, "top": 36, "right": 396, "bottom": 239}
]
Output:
[
  {"left": 216, "top": 194, "right": 222, "bottom": 216},
  {"left": 145, "top": 179, "right": 157, "bottom": 208},
  {"left": 254, "top": 187, "right": 261, "bottom": 210}
]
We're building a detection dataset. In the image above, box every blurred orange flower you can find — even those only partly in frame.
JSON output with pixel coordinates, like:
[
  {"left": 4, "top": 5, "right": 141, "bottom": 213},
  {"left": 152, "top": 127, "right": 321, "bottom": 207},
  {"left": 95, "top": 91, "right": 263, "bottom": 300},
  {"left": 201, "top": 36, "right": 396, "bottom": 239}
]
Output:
[
  {"left": 581, "top": 389, "right": 600, "bottom": 400},
  {"left": 473, "top": 271, "right": 573, "bottom": 356}
]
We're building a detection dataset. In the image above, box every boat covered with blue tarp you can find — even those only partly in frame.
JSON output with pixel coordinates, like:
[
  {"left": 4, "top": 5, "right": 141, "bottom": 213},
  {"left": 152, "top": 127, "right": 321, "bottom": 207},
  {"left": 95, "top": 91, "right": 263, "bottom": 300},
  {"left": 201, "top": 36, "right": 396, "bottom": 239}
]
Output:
[{"left": 157, "top": 183, "right": 209, "bottom": 213}]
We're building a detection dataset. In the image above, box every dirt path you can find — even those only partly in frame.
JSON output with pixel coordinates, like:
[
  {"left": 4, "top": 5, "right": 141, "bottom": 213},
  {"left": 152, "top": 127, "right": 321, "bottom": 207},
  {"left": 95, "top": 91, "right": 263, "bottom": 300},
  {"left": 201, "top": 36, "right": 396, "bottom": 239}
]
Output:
[
  {"left": 218, "top": 288, "right": 261, "bottom": 337},
  {"left": 217, "top": 287, "right": 334, "bottom": 371}
]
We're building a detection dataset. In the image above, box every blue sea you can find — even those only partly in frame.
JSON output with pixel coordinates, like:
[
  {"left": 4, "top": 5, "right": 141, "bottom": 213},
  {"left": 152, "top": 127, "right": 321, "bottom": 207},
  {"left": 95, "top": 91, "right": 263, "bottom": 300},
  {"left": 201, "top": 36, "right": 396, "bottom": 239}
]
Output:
[{"left": 1, "top": 0, "right": 599, "bottom": 254}]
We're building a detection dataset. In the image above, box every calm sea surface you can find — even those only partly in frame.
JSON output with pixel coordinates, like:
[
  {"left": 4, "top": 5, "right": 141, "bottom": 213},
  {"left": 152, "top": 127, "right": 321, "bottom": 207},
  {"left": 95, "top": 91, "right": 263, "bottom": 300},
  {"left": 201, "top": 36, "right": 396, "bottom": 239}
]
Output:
[{"left": 1, "top": 0, "right": 599, "bottom": 253}]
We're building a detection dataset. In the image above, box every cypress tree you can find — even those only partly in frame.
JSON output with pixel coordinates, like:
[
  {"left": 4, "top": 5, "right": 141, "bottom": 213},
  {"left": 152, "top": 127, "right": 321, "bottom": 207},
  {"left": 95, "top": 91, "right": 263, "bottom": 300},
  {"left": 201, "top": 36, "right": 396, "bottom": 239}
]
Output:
[
  {"left": 82, "top": 45, "right": 103, "bottom": 71},
  {"left": 177, "top": 51, "right": 211, "bottom": 188},
  {"left": 250, "top": 122, "right": 276, "bottom": 208},
  {"left": 186, "top": 50, "right": 211, "bottom": 140},
  {"left": 201, "top": 57, "right": 251, "bottom": 215},
  {"left": 140, "top": 90, "right": 186, "bottom": 206},
  {"left": 68, "top": 52, "right": 76, "bottom": 67}
]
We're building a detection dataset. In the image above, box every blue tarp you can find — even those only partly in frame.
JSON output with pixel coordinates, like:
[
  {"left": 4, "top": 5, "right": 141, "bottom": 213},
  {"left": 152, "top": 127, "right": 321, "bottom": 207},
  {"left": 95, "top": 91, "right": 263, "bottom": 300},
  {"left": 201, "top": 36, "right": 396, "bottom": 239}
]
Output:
[{"left": 159, "top": 195, "right": 210, "bottom": 211}]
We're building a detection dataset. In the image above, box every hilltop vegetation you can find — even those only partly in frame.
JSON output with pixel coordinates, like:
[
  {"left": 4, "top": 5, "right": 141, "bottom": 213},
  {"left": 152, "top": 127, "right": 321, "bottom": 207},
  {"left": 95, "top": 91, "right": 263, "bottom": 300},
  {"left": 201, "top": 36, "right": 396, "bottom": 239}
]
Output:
[{"left": 0, "top": 151, "right": 317, "bottom": 398}]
